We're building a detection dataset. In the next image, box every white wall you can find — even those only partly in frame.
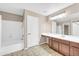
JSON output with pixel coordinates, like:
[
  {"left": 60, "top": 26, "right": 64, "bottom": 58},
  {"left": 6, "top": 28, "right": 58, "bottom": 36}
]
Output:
[{"left": 2, "top": 20, "right": 22, "bottom": 47}]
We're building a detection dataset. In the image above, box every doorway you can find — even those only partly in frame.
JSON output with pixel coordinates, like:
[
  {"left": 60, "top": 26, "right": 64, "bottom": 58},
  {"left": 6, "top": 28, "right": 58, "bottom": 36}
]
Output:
[{"left": 64, "top": 25, "right": 69, "bottom": 35}]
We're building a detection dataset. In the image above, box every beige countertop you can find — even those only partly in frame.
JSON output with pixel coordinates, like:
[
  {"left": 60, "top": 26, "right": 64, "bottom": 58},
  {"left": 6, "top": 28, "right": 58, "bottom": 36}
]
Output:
[{"left": 41, "top": 33, "right": 79, "bottom": 43}]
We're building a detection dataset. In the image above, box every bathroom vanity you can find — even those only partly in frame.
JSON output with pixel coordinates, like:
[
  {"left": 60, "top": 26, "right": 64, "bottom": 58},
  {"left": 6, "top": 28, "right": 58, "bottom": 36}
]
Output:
[{"left": 41, "top": 33, "right": 79, "bottom": 56}]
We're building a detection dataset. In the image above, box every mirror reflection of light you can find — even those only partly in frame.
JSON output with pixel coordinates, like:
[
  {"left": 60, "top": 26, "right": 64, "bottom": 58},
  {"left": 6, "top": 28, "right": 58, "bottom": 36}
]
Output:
[{"left": 50, "top": 13, "right": 67, "bottom": 20}]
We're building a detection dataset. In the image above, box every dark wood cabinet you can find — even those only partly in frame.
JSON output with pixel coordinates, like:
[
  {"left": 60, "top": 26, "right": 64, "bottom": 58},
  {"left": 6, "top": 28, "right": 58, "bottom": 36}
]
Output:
[
  {"left": 59, "top": 43, "right": 70, "bottom": 56},
  {"left": 50, "top": 38, "right": 53, "bottom": 49},
  {"left": 59, "top": 39, "right": 70, "bottom": 56},
  {"left": 42, "top": 35, "right": 79, "bottom": 56},
  {"left": 72, "top": 47, "right": 79, "bottom": 56},
  {"left": 70, "top": 42, "right": 79, "bottom": 56},
  {"left": 48, "top": 38, "right": 52, "bottom": 48},
  {"left": 48, "top": 37, "right": 53, "bottom": 48},
  {"left": 53, "top": 39, "right": 59, "bottom": 51},
  {"left": 48, "top": 37, "right": 70, "bottom": 56},
  {"left": 70, "top": 46, "right": 79, "bottom": 56}
]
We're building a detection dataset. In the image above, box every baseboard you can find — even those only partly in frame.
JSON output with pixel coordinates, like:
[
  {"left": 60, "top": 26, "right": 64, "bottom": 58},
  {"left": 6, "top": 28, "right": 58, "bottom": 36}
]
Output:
[
  {"left": 24, "top": 42, "right": 47, "bottom": 50},
  {"left": 0, "top": 43, "right": 23, "bottom": 56}
]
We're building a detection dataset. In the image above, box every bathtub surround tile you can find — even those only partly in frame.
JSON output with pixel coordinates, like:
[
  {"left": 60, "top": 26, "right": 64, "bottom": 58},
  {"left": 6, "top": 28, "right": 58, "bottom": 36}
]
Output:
[{"left": 4, "top": 44, "right": 62, "bottom": 56}]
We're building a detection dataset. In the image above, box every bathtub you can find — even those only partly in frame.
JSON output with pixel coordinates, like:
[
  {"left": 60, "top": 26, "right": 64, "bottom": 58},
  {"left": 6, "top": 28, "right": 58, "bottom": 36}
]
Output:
[
  {"left": 0, "top": 20, "right": 24, "bottom": 55},
  {"left": 0, "top": 41, "right": 23, "bottom": 55}
]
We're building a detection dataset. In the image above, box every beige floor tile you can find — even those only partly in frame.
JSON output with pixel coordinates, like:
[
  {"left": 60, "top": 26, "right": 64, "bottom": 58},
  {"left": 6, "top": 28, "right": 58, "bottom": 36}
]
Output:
[{"left": 4, "top": 44, "right": 63, "bottom": 56}]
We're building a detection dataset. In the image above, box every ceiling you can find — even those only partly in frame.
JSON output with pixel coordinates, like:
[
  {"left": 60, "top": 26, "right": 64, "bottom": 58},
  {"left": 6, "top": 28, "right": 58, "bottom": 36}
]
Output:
[{"left": 0, "top": 3, "right": 73, "bottom": 16}]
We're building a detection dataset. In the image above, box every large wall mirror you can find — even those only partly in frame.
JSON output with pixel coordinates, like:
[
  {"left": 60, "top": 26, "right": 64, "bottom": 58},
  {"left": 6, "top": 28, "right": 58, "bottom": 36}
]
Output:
[
  {"left": 56, "top": 22, "right": 71, "bottom": 35},
  {"left": 55, "top": 21, "right": 79, "bottom": 36},
  {"left": 51, "top": 12, "right": 79, "bottom": 36}
]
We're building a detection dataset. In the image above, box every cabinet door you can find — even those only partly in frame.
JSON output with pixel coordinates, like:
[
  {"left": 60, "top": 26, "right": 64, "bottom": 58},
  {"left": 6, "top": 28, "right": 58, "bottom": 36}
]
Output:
[
  {"left": 48, "top": 38, "right": 51, "bottom": 47},
  {"left": 70, "top": 46, "right": 79, "bottom": 56},
  {"left": 51, "top": 39, "right": 53, "bottom": 49},
  {"left": 59, "top": 43, "right": 70, "bottom": 56},
  {"left": 70, "top": 46, "right": 73, "bottom": 56},
  {"left": 48, "top": 38, "right": 53, "bottom": 48},
  {"left": 73, "top": 47, "right": 79, "bottom": 56},
  {"left": 53, "top": 40, "right": 59, "bottom": 51}
]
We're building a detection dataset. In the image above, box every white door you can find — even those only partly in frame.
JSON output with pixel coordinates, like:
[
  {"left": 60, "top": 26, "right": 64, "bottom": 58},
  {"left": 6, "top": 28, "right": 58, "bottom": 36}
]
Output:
[{"left": 27, "top": 15, "right": 39, "bottom": 48}]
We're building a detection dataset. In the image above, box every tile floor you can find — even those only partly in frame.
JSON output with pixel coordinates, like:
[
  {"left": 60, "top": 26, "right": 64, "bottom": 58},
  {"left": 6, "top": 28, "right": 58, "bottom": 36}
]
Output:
[{"left": 4, "top": 44, "right": 62, "bottom": 56}]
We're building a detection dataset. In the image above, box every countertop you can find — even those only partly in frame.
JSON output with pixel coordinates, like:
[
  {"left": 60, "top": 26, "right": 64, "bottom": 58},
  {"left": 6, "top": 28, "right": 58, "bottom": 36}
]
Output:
[{"left": 41, "top": 33, "right": 79, "bottom": 43}]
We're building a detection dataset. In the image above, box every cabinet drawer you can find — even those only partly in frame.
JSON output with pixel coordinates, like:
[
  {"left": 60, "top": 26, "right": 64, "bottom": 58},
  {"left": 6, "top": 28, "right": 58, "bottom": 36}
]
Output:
[
  {"left": 59, "top": 39, "right": 70, "bottom": 45},
  {"left": 70, "top": 41, "right": 79, "bottom": 48},
  {"left": 53, "top": 38, "right": 60, "bottom": 42}
]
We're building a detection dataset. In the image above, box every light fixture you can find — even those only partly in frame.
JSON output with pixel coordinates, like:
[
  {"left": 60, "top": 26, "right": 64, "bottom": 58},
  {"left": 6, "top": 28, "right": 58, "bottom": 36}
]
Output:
[{"left": 50, "top": 13, "right": 67, "bottom": 20}]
